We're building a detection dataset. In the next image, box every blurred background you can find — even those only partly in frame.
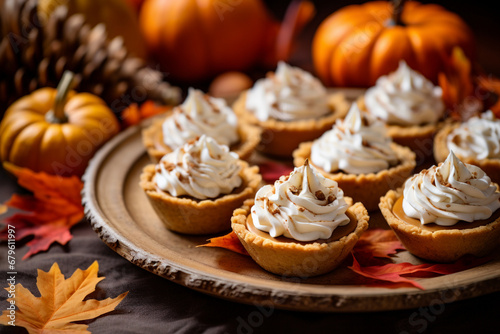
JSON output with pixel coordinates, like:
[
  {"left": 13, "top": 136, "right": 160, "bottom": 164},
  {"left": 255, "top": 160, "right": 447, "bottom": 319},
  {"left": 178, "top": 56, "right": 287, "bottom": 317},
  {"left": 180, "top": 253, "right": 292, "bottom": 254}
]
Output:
[{"left": 264, "top": 0, "right": 500, "bottom": 77}]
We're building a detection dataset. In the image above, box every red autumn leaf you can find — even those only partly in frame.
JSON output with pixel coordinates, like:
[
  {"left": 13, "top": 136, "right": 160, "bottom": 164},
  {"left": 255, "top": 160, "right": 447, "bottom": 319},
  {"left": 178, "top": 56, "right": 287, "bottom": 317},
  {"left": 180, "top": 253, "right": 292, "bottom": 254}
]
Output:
[
  {"left": 349, "top": 252, "right": 492, "bottom": 290},
  {"left": 0, "top": 163, "right": 84, "bottom": 259},
  {"left": 198, "top": 231, "right": 249, "bottom": 256},
  {"left": 121, "top": 101, "right": 171, "bottom": 128},
  {"left": 0, "top": 203, "right": 6, "bottom": 215},
  {"left": 353, "top": 228, "right": 405, "bottom": 260},
  {"left": 257, "top": 161, "right": 293, "bottom": 184}
]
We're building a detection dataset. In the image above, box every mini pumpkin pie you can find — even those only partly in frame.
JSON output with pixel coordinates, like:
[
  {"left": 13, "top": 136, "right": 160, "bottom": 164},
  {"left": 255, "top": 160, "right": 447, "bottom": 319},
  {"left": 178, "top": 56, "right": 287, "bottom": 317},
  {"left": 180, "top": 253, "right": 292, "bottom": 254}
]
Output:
[
  {"left": 293, "top": 103, "right": 416, "bottom": 212},
  {"left": 379, "top": 151, "right": 500, "bottom": 262},
  {"left": 233, "top": 61, "right": 349, "bottom": 158},
  {"left": 358, "top": 61, "right": 446, "bottom": 162},
  {"left": 231, "top": 160, "right": 369, "bottom": 277},
  {"left": 434, "top": 110, "right": 500, "bottom": 184},
  {"left": 140, "top": 135, "right": 262, "bottom": 235},
  {"left": 142, "top": 87, "right": 261, "bottom": 162}
]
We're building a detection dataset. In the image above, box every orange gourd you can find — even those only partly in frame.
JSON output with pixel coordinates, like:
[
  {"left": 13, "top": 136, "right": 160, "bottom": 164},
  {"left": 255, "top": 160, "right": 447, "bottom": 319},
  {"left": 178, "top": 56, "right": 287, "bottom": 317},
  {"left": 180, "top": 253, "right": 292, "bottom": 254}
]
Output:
[
  {"left": 312, "top": 0, "right": 476, "bottom": 87},
  {"left": 139, "top": 0, "right": 315, "bottom": 82},
  {"left": 0, "top": 72, "right": 120, "bottom": 177}
]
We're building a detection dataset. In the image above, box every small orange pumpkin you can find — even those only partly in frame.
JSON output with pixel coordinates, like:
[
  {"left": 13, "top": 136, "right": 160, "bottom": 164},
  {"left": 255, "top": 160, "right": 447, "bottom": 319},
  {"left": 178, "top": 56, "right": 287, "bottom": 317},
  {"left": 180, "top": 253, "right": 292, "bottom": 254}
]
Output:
[
  {"left": 139, "top": 0, "right": 315, "bottom": 82},
  {"left": 0, "top": 71, "right": 120, "bottom": 177},
  {"left": 312, "top": 0, "right": 476, "bottom": 87}
]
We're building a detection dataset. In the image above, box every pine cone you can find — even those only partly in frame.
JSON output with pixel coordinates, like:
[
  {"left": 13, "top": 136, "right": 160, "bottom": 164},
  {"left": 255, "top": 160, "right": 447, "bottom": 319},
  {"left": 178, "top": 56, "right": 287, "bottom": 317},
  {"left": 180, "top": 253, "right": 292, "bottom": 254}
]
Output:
[{"left": 0, "top": 0, "right": 181, "bottom": 117}]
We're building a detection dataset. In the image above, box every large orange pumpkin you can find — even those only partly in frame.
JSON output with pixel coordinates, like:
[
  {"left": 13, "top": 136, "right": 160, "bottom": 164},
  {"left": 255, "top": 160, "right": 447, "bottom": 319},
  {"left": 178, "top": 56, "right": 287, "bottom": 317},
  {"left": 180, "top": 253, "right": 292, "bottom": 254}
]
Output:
[
  {"left": 139, "top": 0, "right": 314, "bottom": 82},
  {"left": 0, "top": 72, "right": 120, "bottom": 177},
  {"left": 312, "top": 0, "right": 476, "bottom": 87}
]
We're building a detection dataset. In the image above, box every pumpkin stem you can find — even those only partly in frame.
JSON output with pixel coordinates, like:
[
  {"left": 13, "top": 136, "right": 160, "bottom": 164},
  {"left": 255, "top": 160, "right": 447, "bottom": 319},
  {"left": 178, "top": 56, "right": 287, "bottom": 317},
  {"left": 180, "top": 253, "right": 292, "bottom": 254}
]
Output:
[
  {"left": 46, "top": 71, "right": 75, "bottom": 124},
  {"left": 391, "top": 0, "right": 406, "bottom": 26}
]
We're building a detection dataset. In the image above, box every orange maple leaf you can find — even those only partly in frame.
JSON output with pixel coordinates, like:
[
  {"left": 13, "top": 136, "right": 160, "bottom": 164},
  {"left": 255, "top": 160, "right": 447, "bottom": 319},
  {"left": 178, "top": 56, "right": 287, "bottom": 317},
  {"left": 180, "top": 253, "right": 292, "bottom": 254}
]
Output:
[
  {"left": 121, "top": 101, "right": 171, "bottom": 128},
  {"left": 0, "top": 261, "right": 128, "bottom": 333},
  {"left": 438, "top": 46, "right": 500, "bottom": 121},
  {"left": 0, "top": 162, "right": 84, "bottom": 259},
  {"left": 198, "top": 231, "right": 249, "bottom": 256}
]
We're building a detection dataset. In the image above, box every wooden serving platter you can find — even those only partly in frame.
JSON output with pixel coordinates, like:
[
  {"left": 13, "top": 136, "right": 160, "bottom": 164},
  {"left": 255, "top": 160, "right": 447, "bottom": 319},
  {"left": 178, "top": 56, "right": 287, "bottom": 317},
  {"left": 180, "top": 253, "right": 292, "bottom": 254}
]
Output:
[{"left": 82, "top": 93, "right": 500, "bottom": 312}]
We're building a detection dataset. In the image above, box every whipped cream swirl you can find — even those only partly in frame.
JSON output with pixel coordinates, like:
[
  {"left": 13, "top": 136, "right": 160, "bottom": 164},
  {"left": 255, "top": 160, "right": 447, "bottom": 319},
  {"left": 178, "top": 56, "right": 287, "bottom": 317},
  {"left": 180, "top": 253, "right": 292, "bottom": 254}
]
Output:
[
  {"left": 245, "top": 61, "right": 330, "bottom": 122},
  {"left": 251, "top": 160, "right": 350, "bottom": 242},
  {"left": 310, "top": 103, "right": 398, "bottom": 174},
  {"left": 155, "top": 135, "right": 242, "bottom": 200},
  {"left": 403, "top": 151, "right": 500, "bottom": 226},
  {"left": 447, "top": 110, "right": 500, "bottom": 160},
  {"left": 364, "top": 61, "right": 445, "bottom": 126},
  {"left": 162, "top": 88, "right": 239, "bottom": 150}
]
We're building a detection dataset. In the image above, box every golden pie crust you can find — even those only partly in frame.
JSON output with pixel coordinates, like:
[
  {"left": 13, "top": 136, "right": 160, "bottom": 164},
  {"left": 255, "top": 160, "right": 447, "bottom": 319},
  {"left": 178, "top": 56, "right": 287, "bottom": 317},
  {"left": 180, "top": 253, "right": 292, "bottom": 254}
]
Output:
[
  {"left": 142, "top": 115, "right": 262, "bottom": 163},
  {"left": 358, "top": 96, "right": 441, "bottom": 162},
  {"left": 379, "top": 188, "right": 500, "bottom": 262},
  {"left": 231, "top": 199, "right": 369, "bottom": 277},
  {"left": 293, "top": 141, "right": 416, "bottom": 212},
  {"left": 434, "top": 122, "right": 500, "bottom": 185},
  {"left": 140, "top": 161, "right": 262, "bottom": 235},
  {"left": 232, "top": 91, "right": 349, "bottom": 158}
]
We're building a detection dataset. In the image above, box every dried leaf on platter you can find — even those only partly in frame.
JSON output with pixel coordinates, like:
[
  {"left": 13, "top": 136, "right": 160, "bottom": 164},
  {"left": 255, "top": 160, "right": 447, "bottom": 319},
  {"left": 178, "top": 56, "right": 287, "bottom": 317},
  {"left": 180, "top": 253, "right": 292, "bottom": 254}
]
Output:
[
  {"left": 0, "top": 163, "right": 84, "bottom": 259},
  {"left": 198, "top": 231, "right": 249, "bottom": 256},
  {"left": 0, "top": 261, "right": 128, "bottom": 333}
]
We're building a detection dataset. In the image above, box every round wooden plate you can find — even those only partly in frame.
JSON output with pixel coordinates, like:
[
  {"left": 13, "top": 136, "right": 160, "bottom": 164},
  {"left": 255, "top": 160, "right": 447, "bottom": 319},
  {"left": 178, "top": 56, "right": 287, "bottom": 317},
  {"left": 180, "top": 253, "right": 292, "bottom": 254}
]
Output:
[{"left": 82, "top": 109, "right": 500, "bottom": 313}]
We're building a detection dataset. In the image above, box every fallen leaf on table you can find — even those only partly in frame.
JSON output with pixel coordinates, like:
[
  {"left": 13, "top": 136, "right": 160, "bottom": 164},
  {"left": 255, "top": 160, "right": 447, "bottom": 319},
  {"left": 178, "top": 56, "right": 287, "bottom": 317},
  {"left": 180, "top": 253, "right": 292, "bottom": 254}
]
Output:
[
  {"left": 0, "top": 162, "right": 84, "bottom": 259},
  {"left": 198, "top": 231, "right": 249, "bottom": 256},
  {"left": 352, "top": 228, "right": 405, "bottom": 260},
  {"left": 121, "top": 100, "right": 171, "bottom": 128},
  {"left": 349, "top": 252, "right": 492, "bottom": 290},
  {"left": 0, "top": 261, "right": 128, "bottom": 333},
  {"left": 257, "top": 161, "right": 293, "bottom": 184}
]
